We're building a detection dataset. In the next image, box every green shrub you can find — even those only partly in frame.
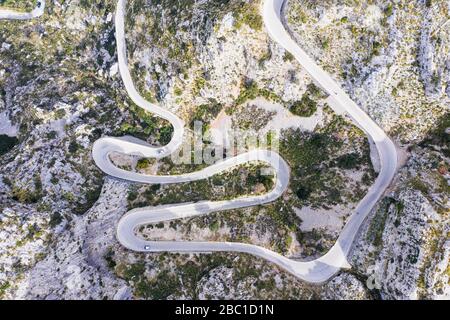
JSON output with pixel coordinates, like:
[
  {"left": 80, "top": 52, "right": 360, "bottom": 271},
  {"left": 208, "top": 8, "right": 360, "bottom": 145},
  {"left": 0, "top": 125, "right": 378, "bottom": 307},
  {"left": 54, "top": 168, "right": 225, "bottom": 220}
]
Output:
[
  {"left": 192, "top": 76, "right": 206, "bottom": 95},
  {"left": 419, "top": 112, "right": 449, "bottom": 157},
  {"left": 134, "top": 269, "right": 180, "bottom": 300},
  {"left": 234, "top": 81, "right": 281, "bottom": 109},
  {"left": 12, "top": 187, "right": 39, "bottom": 203},
  {"left": 372, "top": 41, "right": 382, "bottom": 56},
  {"left": 209, "top": 220, "right": 220, "bottom": 232},
  {"left": 0, "top": 134, "right": 18, "bottom": 156},
  {"left": 190, "top": 100, "right": 223, "bottom": 130},
  {"left": 2, "top": 176, "right": 12, "bottom": 186},
  {"left": 0, "top": 281, "right": 10, "bottom": 298},
  {"left": 295, "top": 186, "right": 312, "bottom": 200},
  {"left": 247, "top": 169, "right": 274, "bottom": 191},
  {"left": 0, "top": 0, "right": 35, "bottom": 11},
  {"left": 46, "top": 131, "right": 58, "bottom": 140},
  {"left": 73, "top": 186, "right": 102, "bottom": 215},
  {"left": 128, "top": 189, "right": 139, "bottom": 202},
  {"left": 174, "top": 87, "right": 182, "bottom": 96},
  {"left": 104, "top": 248, "right": 116, "bottom": 269},
  {"left": 366, "top": 199, "right": 391, "bottom": 247},
  {"left": 234, "top": 3, "right": 263, "bottom": 31}
]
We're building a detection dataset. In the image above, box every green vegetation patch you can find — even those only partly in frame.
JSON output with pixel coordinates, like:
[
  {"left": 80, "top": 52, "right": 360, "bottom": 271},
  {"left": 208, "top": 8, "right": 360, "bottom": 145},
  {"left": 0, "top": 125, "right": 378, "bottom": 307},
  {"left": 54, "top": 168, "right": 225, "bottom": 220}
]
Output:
[
  {"left": 419, "top": 112, "right": 450, "bottom": 157},
  {"left": 113, "top": 251, "right": 311, "bottom": 299},
  {"left": 233, "top": 1, "right": 263, "bottom": 31},
  {"left": 12, "top": 175, "right": 42, "bottom": 204},
  {"left": 226, "top": 80, "right": 282, "bottom": 115},
  {"left": 136, "top": 158, "right": 152, "bottom": 170},
  {"left": 73, "top": 185, "right": 102, "bottom": 215},
  {"left": 290, "top": 83, "right": 325, "bottom": 117},
  {"left": 0, "top": 134, "right": 18, "bottom": 156},
  {"left": 335, "top": 152, "right": 363, "bottom": 170},
  {"left": 190, "top": 99, "right": 223, "bottom": 132},
  {"left": 117, "top": 102, "right": 174, "bottom": 146},
  {"left": 126, "top": 0, "right": 242, "bottom": 98},
  {"left": 0, "top": 281, "right": 10, "bottom": 298},
  {"left": 365, "top": 197, "right": 400, "bottom": 247},
  {"left": 280, "top": 111, "right": 374, "bottom": 208},
  {"left": 290, "top": 95, "right": 317, "bottom": 117}
]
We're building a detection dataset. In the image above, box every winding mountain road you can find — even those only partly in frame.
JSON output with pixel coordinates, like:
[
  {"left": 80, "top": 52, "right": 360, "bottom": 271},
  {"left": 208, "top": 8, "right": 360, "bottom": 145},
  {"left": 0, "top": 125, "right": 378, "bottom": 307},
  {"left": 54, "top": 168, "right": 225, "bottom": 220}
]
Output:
[{"left": 1, "top": 0, "right": 398, "bottom": 283}]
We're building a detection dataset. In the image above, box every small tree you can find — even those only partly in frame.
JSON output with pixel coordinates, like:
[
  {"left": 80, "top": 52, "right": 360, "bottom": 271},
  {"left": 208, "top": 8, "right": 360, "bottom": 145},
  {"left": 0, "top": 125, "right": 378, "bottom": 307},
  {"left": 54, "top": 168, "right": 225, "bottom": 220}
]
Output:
[{"left": 290, "top": 95, "right": 317, "bottom": 117}]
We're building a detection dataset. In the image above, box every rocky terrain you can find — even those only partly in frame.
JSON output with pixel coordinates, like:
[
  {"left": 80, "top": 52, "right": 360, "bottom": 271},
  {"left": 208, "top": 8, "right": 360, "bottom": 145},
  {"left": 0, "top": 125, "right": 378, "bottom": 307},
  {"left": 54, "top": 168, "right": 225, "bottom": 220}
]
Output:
[{"left": 0, "top": 0, "right": 448, "bottom": 300}]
